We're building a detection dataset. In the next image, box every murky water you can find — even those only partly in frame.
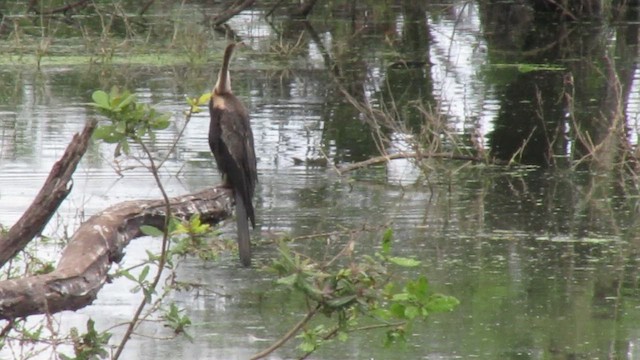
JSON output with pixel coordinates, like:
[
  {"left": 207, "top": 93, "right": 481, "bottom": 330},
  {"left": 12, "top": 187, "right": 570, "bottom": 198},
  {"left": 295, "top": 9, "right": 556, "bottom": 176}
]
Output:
[{"left": 2, "top": 1, "right": 640, "bottom": 359}]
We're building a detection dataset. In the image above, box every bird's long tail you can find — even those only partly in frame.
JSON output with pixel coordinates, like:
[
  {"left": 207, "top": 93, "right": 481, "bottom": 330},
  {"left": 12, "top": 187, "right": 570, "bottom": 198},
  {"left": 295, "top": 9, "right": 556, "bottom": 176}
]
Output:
[{"left": 234, "top": 191, "right": 252, "bottom": 267}]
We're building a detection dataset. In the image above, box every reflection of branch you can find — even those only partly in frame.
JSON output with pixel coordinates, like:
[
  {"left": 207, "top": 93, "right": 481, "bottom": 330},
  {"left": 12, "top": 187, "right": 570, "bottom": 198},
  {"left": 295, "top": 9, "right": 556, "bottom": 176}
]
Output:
[
  {"left": 292, "top": 0, "right": 320, "bottom": 18},
  {"left": 303, "top": 21, "right": 338, "bottom": 75},
  {"left": 138, "top": 0, "right": 155, "bottom": 16},
  {"left": 337, "top": 152, "right": 489, "bottom": 174},
  {"left": 0, "top": 120, "right": 97, "bottom": 268},
  {"left": 29, "top": 0, "right": 91, "bottom": 15}
]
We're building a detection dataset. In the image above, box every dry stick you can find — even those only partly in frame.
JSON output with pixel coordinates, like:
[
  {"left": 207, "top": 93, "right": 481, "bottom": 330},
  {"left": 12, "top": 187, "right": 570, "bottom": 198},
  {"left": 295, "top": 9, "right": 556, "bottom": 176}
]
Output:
[
  {"left": 0, "top": 120, "right": 97, "bottom": 268},
  {"left": 250, "top": 305, "right": 321, "bottom": 360}
]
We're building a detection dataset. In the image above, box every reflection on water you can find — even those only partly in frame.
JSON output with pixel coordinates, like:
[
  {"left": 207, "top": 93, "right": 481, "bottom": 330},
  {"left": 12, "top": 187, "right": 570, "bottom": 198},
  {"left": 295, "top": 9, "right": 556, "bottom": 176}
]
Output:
[{"left": 2, "top": 0, "right": 640, "bottom": 359}]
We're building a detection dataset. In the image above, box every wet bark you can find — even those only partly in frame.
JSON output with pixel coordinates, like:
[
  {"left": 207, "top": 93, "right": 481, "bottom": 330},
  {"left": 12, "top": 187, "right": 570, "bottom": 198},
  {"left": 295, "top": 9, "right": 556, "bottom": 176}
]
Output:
[{"left": 0, "top": 186, "right": 233, "bottom": 320}]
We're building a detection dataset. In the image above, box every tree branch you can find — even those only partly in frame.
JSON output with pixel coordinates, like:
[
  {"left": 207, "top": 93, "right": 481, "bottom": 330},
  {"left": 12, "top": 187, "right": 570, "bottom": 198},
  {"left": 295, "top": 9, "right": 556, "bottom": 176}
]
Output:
[
  {"left": 0, "top": 186, "right": 233, "bottom": 320},
  {"left": 0, "top": 120, "right": 97, "bottom": 268},
  {"left": 209, "top": 0, "right": 256, "bottom": 28}
]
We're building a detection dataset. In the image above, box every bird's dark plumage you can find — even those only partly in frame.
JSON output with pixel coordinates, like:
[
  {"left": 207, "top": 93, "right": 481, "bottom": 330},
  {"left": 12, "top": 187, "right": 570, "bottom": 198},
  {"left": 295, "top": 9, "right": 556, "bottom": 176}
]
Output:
[{"left": 208, "top": 43, "right": 257, "bottom": 267}]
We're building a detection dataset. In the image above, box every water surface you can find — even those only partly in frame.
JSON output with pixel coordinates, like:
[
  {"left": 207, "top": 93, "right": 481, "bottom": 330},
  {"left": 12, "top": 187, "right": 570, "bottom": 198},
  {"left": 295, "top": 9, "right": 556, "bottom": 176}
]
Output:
[{"left": 2, "top": 1, "right": 640, "bottom": 359}]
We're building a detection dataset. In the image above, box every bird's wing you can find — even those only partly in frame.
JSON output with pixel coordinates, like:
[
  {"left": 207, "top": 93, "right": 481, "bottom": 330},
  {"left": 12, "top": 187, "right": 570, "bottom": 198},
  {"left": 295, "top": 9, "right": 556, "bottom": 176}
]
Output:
[{"left": 219, "top": 109, "right": 249, "bottom": 169}]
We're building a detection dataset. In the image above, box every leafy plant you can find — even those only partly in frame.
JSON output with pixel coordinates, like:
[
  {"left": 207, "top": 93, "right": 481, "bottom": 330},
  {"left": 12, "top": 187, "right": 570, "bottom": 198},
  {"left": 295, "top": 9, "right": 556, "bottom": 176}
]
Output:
[
  {"left": 185, "top": 93, "right": 212, "bottom": 114},
  {"left": 258, "top": 227, "right": 459, "bottom": 358},
  {"left": 163, "top": 303, "right": 193, "bottom": 341},
  {"left": 59, "top": 319, "right": 112, "bottom": 360},
  {"left": 90, "top": 88, "right": 171, "bottom": 155}
]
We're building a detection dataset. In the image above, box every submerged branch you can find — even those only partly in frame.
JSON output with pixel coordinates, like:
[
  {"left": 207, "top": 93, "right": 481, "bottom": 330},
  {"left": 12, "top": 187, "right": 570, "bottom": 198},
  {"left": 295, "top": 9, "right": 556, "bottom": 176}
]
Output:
[
  {"left": 336, "top": 152, "right": 490, "bottom": 174},
  {"left": 0, "top": 120, "right": 97, "bottom": 268},
  {"left": 0, "top": 186, "right": 233, "bottom": 320}
]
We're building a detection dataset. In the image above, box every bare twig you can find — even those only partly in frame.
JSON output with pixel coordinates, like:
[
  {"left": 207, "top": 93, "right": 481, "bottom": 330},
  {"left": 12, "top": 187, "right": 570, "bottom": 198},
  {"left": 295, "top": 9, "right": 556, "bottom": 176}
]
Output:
[{"left": 209, "top": 0, "right": 256, "bottom": 28}]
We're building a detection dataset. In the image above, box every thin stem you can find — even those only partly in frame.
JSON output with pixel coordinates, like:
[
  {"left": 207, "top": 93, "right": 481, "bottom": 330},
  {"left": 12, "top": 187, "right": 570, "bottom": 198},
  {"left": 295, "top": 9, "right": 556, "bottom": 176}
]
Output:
[
  {"left": 249, "top": 304, "right": 320, "bottom": 360},
  {"left": 158, "top": 109, "right": 193, "bottom": 170},
  {"left": 0, "top": 319, "right": 14, "bottom": 338},
  {"left": 113, "top": 140, "right": 172, "bottom": 360}
]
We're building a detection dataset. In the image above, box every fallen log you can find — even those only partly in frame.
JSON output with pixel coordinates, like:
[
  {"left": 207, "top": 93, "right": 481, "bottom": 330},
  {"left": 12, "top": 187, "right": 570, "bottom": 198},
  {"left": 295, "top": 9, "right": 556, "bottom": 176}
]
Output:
[{"left": 0, "top": 186, "right": 233, "bottom": 320}]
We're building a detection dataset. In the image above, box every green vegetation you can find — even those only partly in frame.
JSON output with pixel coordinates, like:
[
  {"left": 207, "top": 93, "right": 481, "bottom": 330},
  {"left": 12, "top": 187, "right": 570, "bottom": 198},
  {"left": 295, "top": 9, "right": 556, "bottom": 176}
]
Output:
[{"left": 264, "top": 228, "right": 457, "bottom": 358}]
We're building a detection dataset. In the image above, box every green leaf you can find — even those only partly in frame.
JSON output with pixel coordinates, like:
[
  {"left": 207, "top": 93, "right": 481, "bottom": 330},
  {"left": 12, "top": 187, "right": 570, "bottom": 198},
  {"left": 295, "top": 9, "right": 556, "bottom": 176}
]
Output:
[
  {"left": 152, "top": 114, "right": 171, "bottom": 130},
  {"left": 198, "top": 93, "right": 212, "bottom": 105},
  {"left": 119, "top": 139, "right": 130, "bottom": 155},
  {"left": 388, "top": 256, "right": 421, "bottom": 267},
  {"left": 93, "top": 125, "right": 122, "bottom": 143},
  {"left": 404, "top": 305, "right": 420, "bottom": 319},
  {"left": 139, "top": 265, "right": 150, "bottom": 282},
  {"left": 118, "top": 269, "right": 137, "bottom": 282},
  {"left": 91, "top": 90, "right": 110, "bottom": 109},
  {"left": 115, "top": 120, "right": 127, "bottom": 134},
  {"left": 326, "top": 295, "right": 357, "bottom": 308},
  {"left": 277, "top": 273, "right": 297, "bottom": 286},
  {"left": 115, "top": 93, "right": 136, "bottom": 111},
  {"left": 382, "top": 228, "right": 393, "bottom": 255},
  {"left": 407, "top": 276, "right": 429, "bottom": 300},
  {"left": 391, "top": 293, "right": 411, "bottom": 302},
  {"left": 389, "top": 303, "right": 406, "bottom": 318},
  {"left": 140, "top": 225, "right": 164, "bottom": 237},
  {"left": 425, "top": 294, "right": 460, "bottom": 313},
  {"left": 337, "top": 331, "right": 348, "bottom": 342}
]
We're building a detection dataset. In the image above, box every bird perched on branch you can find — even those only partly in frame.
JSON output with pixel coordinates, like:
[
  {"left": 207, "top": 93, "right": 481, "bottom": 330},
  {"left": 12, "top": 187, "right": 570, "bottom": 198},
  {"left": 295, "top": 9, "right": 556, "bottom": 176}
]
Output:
[{"left": 208, "top": 43, "right": 257, "bottom": 267}]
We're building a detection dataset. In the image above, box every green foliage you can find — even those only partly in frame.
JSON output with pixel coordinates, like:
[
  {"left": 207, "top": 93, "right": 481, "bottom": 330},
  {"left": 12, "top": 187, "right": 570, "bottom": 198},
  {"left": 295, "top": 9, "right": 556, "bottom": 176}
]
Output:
[
  {"left": 90, "top": 88, "right": 171, "bottom": 154},
  {"left": 270, "top": 227, "right": 459, "bottom": 356},
  {"left": 140, "top": 225, "right": 164, "bottom": 237},
  {"left": 59, "top": 319, "right": 112, "bottom": 360},
  {"left": 117, "top": 264, "right": 154, "bottom": 303},
  {"left": 170, "top": 214, "right": 219, "bottom": 261},
  {"left": 163, "top": 303, "right": 193, "bottom": 341},
  {"left": 185, "top": 93, "right": 212, "bottom": 114}
]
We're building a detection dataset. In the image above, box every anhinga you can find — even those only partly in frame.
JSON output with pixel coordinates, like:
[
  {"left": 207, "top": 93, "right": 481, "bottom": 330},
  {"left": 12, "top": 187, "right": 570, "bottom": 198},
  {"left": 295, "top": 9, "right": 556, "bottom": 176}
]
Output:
[{"left": 208, "top": 43, "right": 257, "bottom": 267}]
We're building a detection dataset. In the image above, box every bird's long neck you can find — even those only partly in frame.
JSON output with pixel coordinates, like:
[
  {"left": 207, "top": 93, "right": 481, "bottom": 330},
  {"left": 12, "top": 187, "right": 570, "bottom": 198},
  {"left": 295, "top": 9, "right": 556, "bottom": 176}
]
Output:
[{"left": 214, "top": 43, "right": 236, "bottom": 95}]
